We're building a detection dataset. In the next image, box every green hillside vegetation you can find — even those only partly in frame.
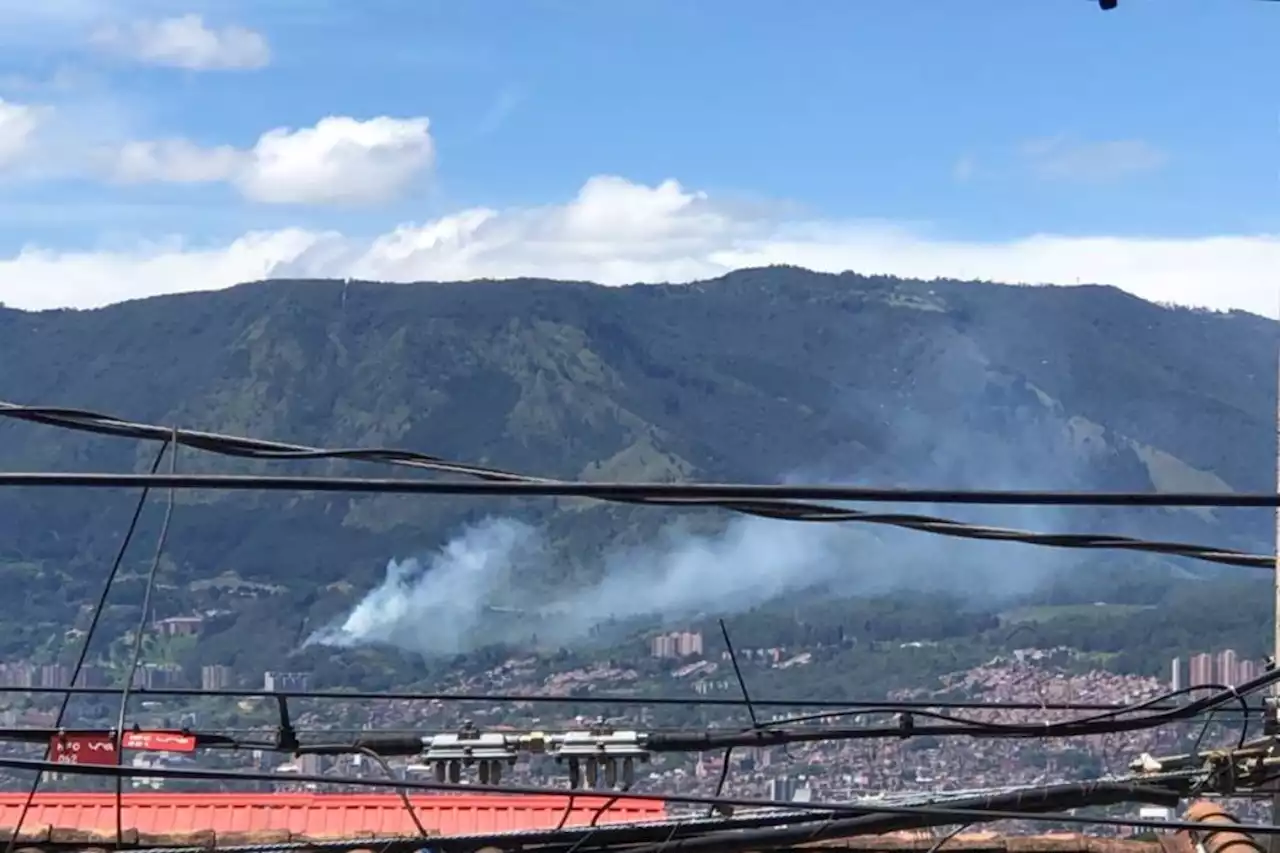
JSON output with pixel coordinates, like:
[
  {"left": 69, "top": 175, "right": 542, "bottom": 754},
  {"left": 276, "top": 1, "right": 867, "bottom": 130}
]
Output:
[
  {"left": 999, "top": 604, "right": 1156, "bottom": 624},
  {"left": 0, "top": 266, "right": 1275, "bottom": 685}
]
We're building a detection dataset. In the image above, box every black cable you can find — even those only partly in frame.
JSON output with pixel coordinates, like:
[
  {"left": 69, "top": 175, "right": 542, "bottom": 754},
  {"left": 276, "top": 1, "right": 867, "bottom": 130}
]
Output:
[
  {"left": 616, "top": 781, "right": 1182, "bottom": 853},
  {"left": 113, "top": 433, "right": 177, "bottom": 846},
  {"left": 62, "top": 792, "right": 1228, "bottom": 853},
  {"left": 0, "top": 472, "right": 1273, "bottom": 570},
  {"left": 2, "top": 402, "right": 1271, "bottom": 505},
  {"left": 0, "top": 727, "right": 263, "bottom": 748},
  {"left": 747, "top": 676, "right": 1254, "bottom": 732},
  {"left": 0, "top": 403, "right": 1273, "bottom": 569},
  {"left": 707, "top": 620, "right": 756, "bottom": 817},
  {"left": 646, "top": 673, "right": 1280, "bottom": 751},
  {"left": 2, "top": 440, "right": 172, "bottom": 853},
  {"left": 98, "top": 676, "right": 1280, "bottom": 748},
  {"left": 352, "top": 746, "right": 430, "bottom": 839},
  {"left": 5, "top": 471, "right": 1280, "bottom": 508},
  {"left": 0, "top": 682, "right": 1259, "bottom": 713},
  {"left": 926, "top": 823, "right": 971, "bottom": 853},
  {"left": 0, "top": 702, "right": 1241, "bottom": 759}
]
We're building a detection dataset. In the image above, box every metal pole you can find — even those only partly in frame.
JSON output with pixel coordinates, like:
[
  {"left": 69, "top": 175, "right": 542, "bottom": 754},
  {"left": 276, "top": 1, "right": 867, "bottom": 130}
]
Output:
[{"left": 1271, "top": 334, "right": 1280, "bottom": 847}]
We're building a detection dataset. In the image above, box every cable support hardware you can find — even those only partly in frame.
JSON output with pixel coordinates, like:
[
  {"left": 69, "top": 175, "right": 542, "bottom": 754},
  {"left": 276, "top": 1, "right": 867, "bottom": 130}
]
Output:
[
  {"left": 1127, "top": 741, "right": 1280, "bottom": 799},
  {"left": 0, "top": 675, "right": 1262, "bottom": 790}
]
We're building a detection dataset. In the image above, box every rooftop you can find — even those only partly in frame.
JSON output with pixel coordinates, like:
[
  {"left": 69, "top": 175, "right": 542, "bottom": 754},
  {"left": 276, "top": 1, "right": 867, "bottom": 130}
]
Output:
[
  {"left": 0, "top": 792, "right": 666, "bottom": 846},
  {"left": 0, "top": 794, "right": 1228, "bottom": 853}
]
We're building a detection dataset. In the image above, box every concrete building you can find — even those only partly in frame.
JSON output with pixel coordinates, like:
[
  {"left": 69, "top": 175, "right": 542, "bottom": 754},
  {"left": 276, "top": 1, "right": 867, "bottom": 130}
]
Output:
[
  {"left": 1188, "top": 653, "right": 1213, "bottom": 688},
  {"left": 201, "top": 664, "right": 233, "bottom": 691},
  {"left": 1216, "top": 649, "right": 1238, "bottom": 685},
  {"left": 39, "top": 664, "right": 70, "bottom": 689},
  {"left": 263, "top": 671, "right": 311, "bottom": 692},
  {"left": 650, "top": 631, "right": 704, "bottom": 659},
  {"left": 1239, "top": 658, "right": 1261, "bottom": 684},
  {"left": 153, "top": 616, "right": 204, "bottom": 638}
]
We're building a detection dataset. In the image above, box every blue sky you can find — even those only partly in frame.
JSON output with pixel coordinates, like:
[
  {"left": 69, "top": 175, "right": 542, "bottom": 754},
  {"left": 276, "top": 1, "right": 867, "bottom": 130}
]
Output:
[{"left": 0, "top": 0, "right": 1277, "bottom": 312}]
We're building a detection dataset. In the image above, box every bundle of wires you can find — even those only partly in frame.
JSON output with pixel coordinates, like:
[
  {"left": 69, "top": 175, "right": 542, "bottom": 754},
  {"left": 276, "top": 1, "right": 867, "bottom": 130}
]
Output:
[
  {"left": 0, "top": 398, "right": 1275, "bottom": 848},
  {"left": 0, "top": 401, "right": 1272, "bottom": 569}
]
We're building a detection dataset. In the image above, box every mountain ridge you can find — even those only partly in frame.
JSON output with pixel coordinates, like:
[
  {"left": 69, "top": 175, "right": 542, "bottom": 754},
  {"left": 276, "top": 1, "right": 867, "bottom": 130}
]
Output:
[{"left": 0, "top": 266, "right": 1275, "bottom": 670}]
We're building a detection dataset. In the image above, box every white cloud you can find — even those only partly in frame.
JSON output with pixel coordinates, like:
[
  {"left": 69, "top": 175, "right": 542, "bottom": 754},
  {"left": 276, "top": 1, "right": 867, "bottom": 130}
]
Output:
[
  {"left": 236, "top": 117, "right": 435, "bottom": 205},
  {"left": 110, "top": 116, "right": 435, "bottom": 205},
  {"left": 1020, "top": 136, "right": 1169, "bottom": 183},
  {"left": 112, "top": 138, "right": 242, "bottom": 183},
  {"left": 0, "top": 98, "right": 47, "bottom": 169},
  {"left": 1, "top": 175, "right": 1278, "bottom": 316},
  {"left": 90, "top": 14, "right": 270, "bottom": 71}
]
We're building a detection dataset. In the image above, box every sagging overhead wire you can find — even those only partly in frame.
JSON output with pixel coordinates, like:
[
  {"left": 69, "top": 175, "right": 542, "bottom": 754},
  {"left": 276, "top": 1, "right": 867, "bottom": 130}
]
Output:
[
  {"left": 13, "top": 469, "right": 1280, "bottom": 508},
  {"left": 649, "top": 679, "right": 1264, "bottom": 751},
  {"left": 0, "top": 681, "right": 1262, "bottom": 714},
  {"left": 0, "top": 673, "right": 1261, "bottom": 771},
  {"left": 0, "top": 402, "right": 1273, "bottom": 570}
]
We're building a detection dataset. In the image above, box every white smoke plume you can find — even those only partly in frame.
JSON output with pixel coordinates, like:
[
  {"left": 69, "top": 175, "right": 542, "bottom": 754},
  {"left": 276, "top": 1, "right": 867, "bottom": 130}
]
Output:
[
  {"left": 305, "top": 502, "right": 1065, "bottom": 659},
  {"left": 308, "top": 367, "right": 1129, "bottom": 659},
  {"left": 305, "top": 518, "right": 544, "bottom": 656}
]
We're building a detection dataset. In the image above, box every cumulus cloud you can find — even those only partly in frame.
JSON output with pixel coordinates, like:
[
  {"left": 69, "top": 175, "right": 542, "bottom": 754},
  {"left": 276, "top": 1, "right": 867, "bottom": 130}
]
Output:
[
  {"left": 1, "top": 174, "right": 1278, "bottom": 315},
  {"left": 112, "top": 138, "right": 242, "bottom": 184},
  {"left": 236, "top": 117, "right": 435, "bottom": 205},
  {"left": 109, "top": 116, "right": 435, "bottom": 205},
  {"left": 0, "top": 98, "right": 48, "bottom": 169},
  {"left": 90, "top": 14, "right": 270, "bottom": 71}
]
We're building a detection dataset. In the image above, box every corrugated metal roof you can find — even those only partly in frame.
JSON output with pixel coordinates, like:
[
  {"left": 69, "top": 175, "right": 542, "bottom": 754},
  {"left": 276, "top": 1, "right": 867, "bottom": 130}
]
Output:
[{"left": 0, "top": 792, "right": 668, "bottom": 838}]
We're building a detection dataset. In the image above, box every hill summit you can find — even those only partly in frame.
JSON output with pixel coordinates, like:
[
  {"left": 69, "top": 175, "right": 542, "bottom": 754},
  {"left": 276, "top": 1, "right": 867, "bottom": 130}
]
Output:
[{"left": 0, "top": 266, "right": 1275, "bottom": 668}]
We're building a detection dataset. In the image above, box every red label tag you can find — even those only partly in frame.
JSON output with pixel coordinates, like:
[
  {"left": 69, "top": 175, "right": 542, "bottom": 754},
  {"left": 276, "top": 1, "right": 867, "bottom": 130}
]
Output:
[
  {"left": 122, "top": 731, "right": 197, "bottom": 753},
  {"left": 50, "top": 734, "right": 117, "bottom": 766}
]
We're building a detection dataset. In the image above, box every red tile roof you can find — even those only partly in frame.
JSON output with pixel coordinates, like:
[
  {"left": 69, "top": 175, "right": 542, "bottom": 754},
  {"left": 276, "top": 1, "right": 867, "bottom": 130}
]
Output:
[{"left": 0, "top": 792, "right": 668, "bottom": 839}]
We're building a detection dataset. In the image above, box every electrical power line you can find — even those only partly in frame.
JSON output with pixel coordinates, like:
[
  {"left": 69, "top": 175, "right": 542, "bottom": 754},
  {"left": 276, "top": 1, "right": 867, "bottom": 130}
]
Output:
[
  {"left": 0, "top": 402, "right": 1272, "bottom": 570},
  {"left": 4, "top": 474, "right": 1272, "bottom": 569},
  {"left": 1, "top": 399, "right": 1273, "bottom": 847},
  {"left": 7, "top": 470, "right": 1280, "bottom": 508},
  {"left": 0, "top": 682, "right": 1262, "bottom": 713},
  {"left": 0, "top": 677, "right": 1259, "bottom": 795}
]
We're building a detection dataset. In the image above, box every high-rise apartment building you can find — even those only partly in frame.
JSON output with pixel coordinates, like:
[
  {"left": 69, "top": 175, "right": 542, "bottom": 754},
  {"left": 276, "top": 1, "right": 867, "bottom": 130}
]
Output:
[
  {"left": 1217, "top": 649, "right": 1239, "bottom": 685},
  {"left": 1188, "top": 653, "right": 1213, "bottom": 687},
  {"left": 201, "top": 664, "right": 233, "bottom": 691}
]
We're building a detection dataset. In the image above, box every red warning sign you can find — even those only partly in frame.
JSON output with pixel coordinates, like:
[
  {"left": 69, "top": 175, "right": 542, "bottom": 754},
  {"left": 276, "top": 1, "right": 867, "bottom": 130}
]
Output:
[
  {"left": 50, "top": 734, "right": 117, "bottom": 766},
  {"left": 122, "top": 731, "right": 197, "bottom": 753},
  {"left": 49, "top": 731, "right": 198, "bottom": 764}
]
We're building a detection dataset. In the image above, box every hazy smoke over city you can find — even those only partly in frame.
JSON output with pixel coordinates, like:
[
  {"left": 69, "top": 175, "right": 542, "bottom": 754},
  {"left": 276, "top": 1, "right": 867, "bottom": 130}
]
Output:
[
  {"left": 306, "top": 485, "right": 1081, "bottom": 658},
  {"left": 307, "top": 363, "right": 1140, "bottom": 658}
]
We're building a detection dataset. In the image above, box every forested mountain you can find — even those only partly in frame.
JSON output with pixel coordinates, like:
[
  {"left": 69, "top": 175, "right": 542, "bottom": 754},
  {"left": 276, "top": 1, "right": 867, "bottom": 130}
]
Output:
[{"left": 0, "top": 266, "right": 1275, "bottom": 678}]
